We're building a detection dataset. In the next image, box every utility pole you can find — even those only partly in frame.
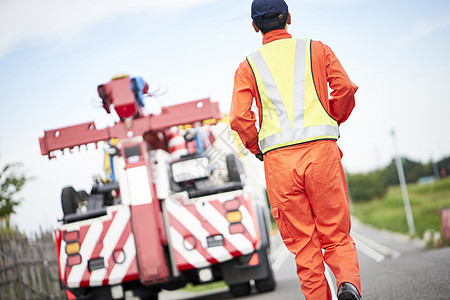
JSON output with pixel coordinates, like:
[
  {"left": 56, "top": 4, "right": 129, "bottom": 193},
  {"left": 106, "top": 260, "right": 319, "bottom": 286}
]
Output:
[
  {"left": 391, "top": 129, "right": 415, "bottom": 236},
  {"left": 432, "top": 160, "right": 440, "bottom": 180}
]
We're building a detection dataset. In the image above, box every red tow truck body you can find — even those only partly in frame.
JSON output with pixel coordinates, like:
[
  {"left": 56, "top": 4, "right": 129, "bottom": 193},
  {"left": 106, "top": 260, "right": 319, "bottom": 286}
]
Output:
[{"left": 40, "top": 76, "right": 275, "bottom": 300}]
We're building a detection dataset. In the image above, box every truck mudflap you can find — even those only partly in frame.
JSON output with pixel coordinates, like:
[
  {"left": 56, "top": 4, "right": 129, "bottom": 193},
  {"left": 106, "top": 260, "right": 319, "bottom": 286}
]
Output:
[
  {"left": 56, "top": 205, "right": 139, "bottom": 288},
  {"left": 165, "top": 191, "right": 261, "bottom": 271}
]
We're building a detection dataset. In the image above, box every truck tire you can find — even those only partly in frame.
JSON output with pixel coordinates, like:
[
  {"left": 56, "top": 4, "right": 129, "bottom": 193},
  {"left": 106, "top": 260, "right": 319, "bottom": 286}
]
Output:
[
  {"left": 134, "top": 289, "right": 159, "bottom": 300},
  {"left": 255, "top": 211, "right": 277, "bottom": 293},
  {"left": 61, "top": 186, "right": 80, "bottom": 215},
  {"left": 255, "top": 265, "right": 276, "bottom": 293},
  {"left": 255, "top": 248, "right": 276, "bottom": 293},
  {"left": 139, "top": 294, "right": 158, "bottom": 300},
  {"left": 88, "top": 286, "right": 115, "bottom": 300},
  {"left": 229, "top": 281, "right": 251, "bottom": 297},
  {"left": 226, "top": 154, "right": 244, "bottom": 183}
]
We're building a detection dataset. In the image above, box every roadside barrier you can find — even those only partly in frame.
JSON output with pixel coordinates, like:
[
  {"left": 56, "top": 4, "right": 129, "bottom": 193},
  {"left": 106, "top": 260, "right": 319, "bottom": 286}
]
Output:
[{"left": 0, "top": 230, "right": 63, "bottom": 300}]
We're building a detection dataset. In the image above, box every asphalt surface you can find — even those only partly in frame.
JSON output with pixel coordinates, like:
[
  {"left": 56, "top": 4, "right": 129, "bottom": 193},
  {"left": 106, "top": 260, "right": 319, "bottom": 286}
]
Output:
[
  {"left": 360, "top": 246, "right": 450, "bottom": 299},
  {"left": 127, "top": 217, "right": 450, "bottom": 300}
]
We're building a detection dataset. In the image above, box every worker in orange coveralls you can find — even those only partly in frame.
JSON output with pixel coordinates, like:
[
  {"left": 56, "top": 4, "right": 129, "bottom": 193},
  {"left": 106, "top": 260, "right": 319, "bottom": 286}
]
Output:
[{"left": 229, "top": 1, "right": 362, "bottom": 299}]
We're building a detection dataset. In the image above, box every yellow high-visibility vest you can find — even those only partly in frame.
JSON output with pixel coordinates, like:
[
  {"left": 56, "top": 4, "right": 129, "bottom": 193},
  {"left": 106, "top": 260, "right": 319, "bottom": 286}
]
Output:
[{"left": 247, "top": 38, "right": 339, "bottom": 154}]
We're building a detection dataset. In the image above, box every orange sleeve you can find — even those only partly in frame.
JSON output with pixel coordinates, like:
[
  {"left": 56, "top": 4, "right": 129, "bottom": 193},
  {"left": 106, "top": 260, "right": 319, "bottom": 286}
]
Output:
[
  {"left": 229, "top": 60, "right": 262, "bottom": 155},
  {"left": 311, "top": 41, "right": 358, "bottom": 125}
]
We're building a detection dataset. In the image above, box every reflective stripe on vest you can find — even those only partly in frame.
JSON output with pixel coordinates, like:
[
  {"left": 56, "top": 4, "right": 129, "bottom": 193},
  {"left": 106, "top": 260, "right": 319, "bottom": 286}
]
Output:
[{"left": 247, "top": 38, "right": 339, "bottom": 154}]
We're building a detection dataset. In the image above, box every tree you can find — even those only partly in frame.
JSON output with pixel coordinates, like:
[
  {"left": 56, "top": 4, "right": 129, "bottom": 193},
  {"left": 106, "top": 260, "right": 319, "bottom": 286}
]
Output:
[
  {"left": 347, "top": 171, "right": 388, "bottom": 202},
  {"left": 0, "top": 163, "right": 27, "bottom": 229},
  {"left": 437, "top": 155, "right": 450, "bottom": 177},
  {"left": 347, "top": 154, "right": 450, "bottom": 203},
  {"left": 380, "top": 157, "right": 433, "bottom": 186}
]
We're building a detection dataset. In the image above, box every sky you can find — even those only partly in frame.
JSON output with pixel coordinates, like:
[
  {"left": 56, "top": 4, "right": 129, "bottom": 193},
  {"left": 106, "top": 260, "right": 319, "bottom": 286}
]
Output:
[{"left": 1, "top": 0, "right": 449, "bottom": 234}]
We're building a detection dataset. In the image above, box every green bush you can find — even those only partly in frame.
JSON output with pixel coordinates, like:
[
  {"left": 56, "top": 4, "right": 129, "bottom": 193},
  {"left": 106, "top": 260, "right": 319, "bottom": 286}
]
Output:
[{"left": 347, "top": 171, "right": 387, "bottom": 202}]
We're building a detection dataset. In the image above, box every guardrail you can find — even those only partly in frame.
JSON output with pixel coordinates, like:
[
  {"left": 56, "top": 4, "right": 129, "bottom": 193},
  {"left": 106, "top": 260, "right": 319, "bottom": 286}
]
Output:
[{"left": 0, "top": 230, "right": 64, "bottom": 300}]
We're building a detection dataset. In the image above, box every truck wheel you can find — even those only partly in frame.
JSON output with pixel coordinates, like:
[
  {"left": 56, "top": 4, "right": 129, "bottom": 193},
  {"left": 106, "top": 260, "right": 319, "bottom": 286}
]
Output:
[
  {"left": 61, "top": 186, "right": 80, "bottom": 215},
  {"left": 135, "top": 290, "right": 158, "bottom": 300},
  {"left": 139, "top": 293, "right": 158, "bottom": 300},
  {"left": 255, "top": 249, "right": 276, "bottom": 293},
  {"left": 229, "top": 281, "right": 251, "bottom": 297},
  {"left": 255, "top": 266, "right": 276, "bottom": 293},
  {"left": 226, "top": 154, "right": 244, "bottom": 183}
]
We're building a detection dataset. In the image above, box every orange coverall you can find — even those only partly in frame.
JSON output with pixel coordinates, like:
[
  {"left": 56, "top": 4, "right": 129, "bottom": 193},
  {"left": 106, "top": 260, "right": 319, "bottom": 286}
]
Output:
[{"left": 229, "top": 29, "right": 361, "bottom": 299}]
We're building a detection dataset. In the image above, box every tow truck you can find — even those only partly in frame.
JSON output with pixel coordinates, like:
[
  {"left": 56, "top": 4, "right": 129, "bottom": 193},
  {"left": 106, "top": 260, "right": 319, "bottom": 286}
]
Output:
[{"left": 39, "top": 76, "right": 275, "bottom": 299}]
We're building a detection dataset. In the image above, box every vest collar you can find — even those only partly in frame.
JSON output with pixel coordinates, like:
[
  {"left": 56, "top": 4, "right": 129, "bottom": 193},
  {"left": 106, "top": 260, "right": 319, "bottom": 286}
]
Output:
[{"left": 262, "top": 29, "right": 292, "bottom": 45}]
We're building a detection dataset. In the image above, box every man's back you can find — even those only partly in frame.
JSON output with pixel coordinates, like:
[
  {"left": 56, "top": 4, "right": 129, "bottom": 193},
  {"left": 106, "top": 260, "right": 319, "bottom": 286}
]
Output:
[
  {"left": 229, "top": 1, "right": 362, "bottom": 299},
  {"left": 229, "top": 29, "right": 357, "bottom": 155}
]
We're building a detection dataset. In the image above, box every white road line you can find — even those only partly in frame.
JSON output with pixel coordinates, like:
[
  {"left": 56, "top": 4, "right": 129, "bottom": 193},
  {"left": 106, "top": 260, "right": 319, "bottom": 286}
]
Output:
[
  {"left": 320, "top": 249, "right": 338, "bottom": 300},
  {"left": 272, "top": 243, "right": 291, "bottom": 272},
  {"left": 272, "top": 243, "right": 337, "bottom": 299},
  {"left": 353, "top": 235, "right": 386, "bottom": 262},
  {"left": 271, "top": 232, "right": 394, "bottom": 297},
  {"left": 352, "top": 231, "right": 401, "bottom": 259},
  {"left": 324, "top": 265, "right": 338, "bottom": 300}
]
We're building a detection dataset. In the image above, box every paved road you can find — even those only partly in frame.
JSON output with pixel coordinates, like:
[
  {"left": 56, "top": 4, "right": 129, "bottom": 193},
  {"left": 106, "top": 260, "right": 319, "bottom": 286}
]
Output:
[
  {"left": 351, "top": 219, "right": 450, "bottom": 299},
  {"left": 130, "top": 217, "right": 450, "bottom": 299}
]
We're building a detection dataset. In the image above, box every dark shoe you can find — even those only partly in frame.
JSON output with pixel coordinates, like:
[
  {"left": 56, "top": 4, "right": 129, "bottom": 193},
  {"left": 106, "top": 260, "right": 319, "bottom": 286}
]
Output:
[{"left": 338, "top": 282, "right": 361, "bottom": 300}]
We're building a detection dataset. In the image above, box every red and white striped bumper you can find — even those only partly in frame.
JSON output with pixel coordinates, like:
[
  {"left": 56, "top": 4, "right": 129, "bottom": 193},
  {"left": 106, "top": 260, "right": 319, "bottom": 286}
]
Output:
[
  {"left": 165, "top": 191, "right": 261, "bottom": 271},
  {"left": 56, "top": 206, "right": 139, "bottom": 288}
]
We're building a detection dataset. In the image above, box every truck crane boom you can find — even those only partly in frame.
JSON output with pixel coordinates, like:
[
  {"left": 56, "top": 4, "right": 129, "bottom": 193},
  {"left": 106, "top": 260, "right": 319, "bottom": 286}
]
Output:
[{"left": 39, "top": 97, "right": 221, "bottom": 159}]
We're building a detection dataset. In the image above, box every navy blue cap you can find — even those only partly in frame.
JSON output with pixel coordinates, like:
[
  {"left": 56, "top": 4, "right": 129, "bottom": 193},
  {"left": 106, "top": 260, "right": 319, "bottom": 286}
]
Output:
[{"left": 251, "top": 0, "right": 288, "bottom": 23}]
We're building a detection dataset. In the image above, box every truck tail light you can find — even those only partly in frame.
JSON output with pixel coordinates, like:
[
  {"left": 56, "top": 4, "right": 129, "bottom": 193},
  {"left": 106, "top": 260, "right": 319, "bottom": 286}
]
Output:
[
  {"left": 224, "top": 198, "right": 240, "bottom": 211},
  {"left": 224, "top": 198, "right": 246, "bottom": 235},
  {"left": 63, "top": 230, "right": 79, "bottom": 242},
  {"left": 229, "top": 223, "right": 245, "bottom": 234},
  {"left": 65, "top": 289, "right": 77, "bottom": 300},
  {"left": 64, "top": 230, "right": 82, "bottom": 266},
  {"left": 248, "top": 252, "right": 259, "bottom": 266},
  {"left": 67, "top": 254, "right": 82, "bottom": 267},
  {"left": 226, "top": 210, "right": 242, "bottom": 223},
  {"left": 65, "top": 242, "right": 81, "bottom": 255}
]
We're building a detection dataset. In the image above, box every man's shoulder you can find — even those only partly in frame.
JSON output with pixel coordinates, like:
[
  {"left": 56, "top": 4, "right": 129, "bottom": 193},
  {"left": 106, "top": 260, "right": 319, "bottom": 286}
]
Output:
[
  {"left": 310, "top": 39, "right": 326, "bottom": 47},
  {"left": 234, "top": 59, "right": 253, "bottom": 79},
  {"left": 309, "top": 39, "right": 332, "bottom": 56},
  {"left": 238, "top": 58, "right": 251, "bottom": 70}
]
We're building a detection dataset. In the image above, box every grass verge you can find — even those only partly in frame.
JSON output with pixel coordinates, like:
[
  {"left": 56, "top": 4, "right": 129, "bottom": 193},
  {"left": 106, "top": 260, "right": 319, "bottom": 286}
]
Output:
[
  {"left": 352, "top": 177, "right": 450, "bottom": 242},
  {"left": 180, "top": 281, "right": 227, "bottom": 293}
]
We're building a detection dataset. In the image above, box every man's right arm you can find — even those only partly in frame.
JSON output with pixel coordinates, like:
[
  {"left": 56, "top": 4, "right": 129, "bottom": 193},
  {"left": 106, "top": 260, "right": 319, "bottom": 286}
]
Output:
[{"left": 229, "top": 60, "right": 261, "bottom": 155}]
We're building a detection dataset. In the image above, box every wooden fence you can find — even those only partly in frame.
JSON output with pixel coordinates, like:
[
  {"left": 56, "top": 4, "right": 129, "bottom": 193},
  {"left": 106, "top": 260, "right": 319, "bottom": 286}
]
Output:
[{"left": 0, "top": 230, "right": 64, "bottom": 300}]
